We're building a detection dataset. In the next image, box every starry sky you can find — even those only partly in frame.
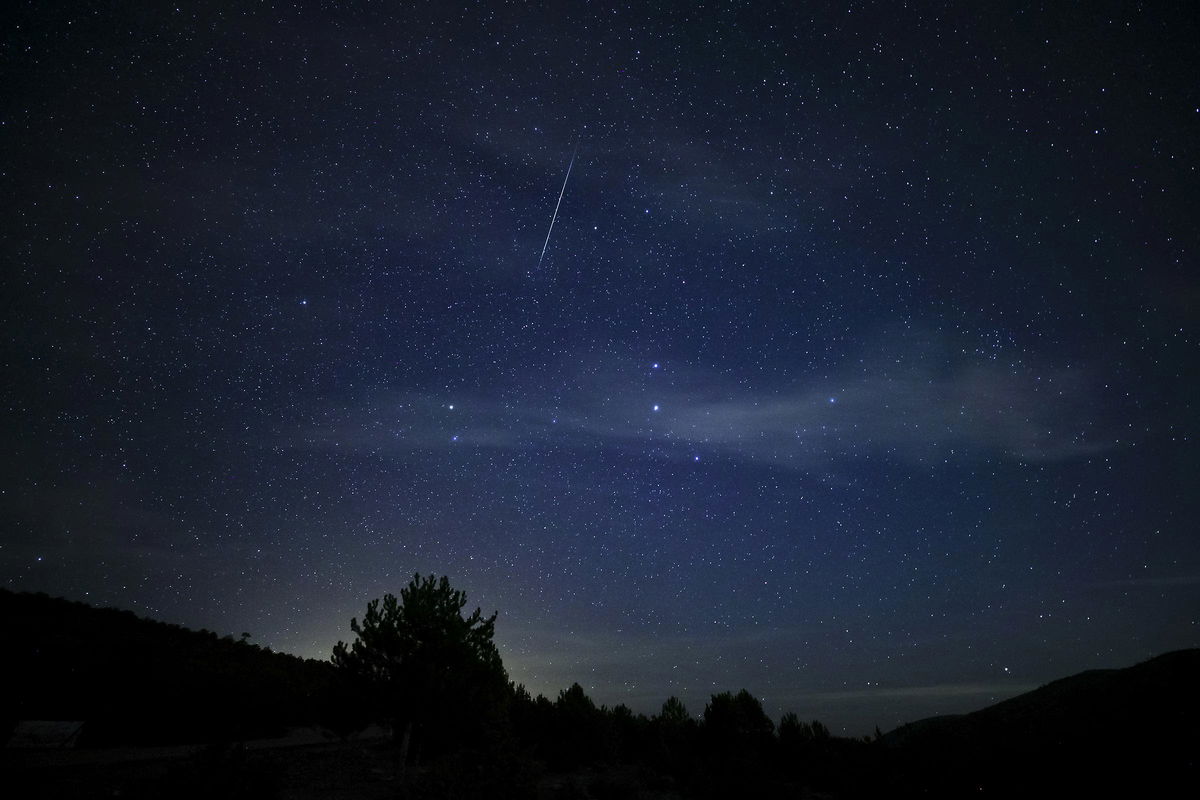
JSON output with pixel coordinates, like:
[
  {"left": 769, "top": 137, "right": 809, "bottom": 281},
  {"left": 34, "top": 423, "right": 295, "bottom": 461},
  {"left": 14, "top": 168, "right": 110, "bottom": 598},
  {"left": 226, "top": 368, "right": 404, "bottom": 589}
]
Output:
[{"left": 3, "top": 2, "right": 1198, "bottom": 734}]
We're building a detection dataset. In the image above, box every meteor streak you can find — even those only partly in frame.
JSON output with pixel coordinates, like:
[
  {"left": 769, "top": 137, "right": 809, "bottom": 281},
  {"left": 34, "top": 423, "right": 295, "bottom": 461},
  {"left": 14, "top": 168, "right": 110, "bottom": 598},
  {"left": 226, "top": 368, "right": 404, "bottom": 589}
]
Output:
[{"left": 536, "top": 143, "right": 578, "bottom": 268}]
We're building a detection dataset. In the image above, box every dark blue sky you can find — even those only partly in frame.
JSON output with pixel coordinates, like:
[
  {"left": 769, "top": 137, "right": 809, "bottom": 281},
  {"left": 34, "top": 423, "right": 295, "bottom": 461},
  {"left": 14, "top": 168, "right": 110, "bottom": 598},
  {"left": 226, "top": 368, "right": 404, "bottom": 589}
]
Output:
[{"left": 4, "top": 1, "right": 1197, "bottom": 733}]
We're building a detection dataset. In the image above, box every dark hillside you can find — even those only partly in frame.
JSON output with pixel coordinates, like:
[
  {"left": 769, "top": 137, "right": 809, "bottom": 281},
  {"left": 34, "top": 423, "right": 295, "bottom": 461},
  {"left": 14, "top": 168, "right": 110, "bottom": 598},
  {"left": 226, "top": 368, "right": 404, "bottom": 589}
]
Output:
[
  {"left": 0, "top": 589, "right": 333, "bottom": 746},
  {"left": 880, "top": 649, "right": 1200, "bottom": 796}
]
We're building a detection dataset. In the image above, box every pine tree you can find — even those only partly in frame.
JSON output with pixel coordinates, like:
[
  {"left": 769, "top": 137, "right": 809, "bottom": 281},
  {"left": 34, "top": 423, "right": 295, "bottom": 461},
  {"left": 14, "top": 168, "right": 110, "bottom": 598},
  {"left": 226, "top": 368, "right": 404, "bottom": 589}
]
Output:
[
  {"left": 659, "top": 695, "right": 692, "bottom": 725},
  {"left": 331, "top": 574, "right": 507, "bottom": 775}
]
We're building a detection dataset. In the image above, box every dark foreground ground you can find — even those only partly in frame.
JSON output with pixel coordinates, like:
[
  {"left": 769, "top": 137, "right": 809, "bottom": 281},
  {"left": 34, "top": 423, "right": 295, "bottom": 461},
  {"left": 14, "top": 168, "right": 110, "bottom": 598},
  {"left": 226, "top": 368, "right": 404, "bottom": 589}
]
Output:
[
  {"left": 8, "top": 723, "right": 1197, "bottom": 800},
  {"left": 3, "top": 733, "right": 693, "bottom": 800},
  {"left": 5, "top": 732, "right": 393, "bottom": 800}
]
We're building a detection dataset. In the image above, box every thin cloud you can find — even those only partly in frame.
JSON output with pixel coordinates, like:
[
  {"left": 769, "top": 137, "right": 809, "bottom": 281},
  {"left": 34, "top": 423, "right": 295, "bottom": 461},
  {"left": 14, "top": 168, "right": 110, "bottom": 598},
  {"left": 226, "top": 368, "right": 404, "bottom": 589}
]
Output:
[
  {"left": 1094, "top": 575, "right": 1200, "bottom": 588},
  {"left": 287, "top": 340, "right": 1117, "bottom": 470},
  {"left": 782, "top": 682, "right": 1038, "bottom": 703}
]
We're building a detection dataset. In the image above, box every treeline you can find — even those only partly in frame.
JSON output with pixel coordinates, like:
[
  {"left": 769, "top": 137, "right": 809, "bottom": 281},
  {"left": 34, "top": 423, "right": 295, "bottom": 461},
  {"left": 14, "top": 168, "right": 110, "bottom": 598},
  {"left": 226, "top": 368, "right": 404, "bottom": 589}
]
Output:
[
  {"left": 1, "top": 589, "right": 333, "bottom": 745},
  {"left": 387, "top": 656, "right": 1200, "bottom": 799},
  {"left": 322, "top": 575, "right": 874, "bottom": 796},
  {"left": 498, "top": 683, "right": 869, "bottom": 798}
]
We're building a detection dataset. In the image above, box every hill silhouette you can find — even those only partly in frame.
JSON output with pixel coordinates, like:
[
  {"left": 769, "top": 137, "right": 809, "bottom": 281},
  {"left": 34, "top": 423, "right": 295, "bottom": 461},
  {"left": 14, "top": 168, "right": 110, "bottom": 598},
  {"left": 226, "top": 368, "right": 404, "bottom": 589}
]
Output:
[
  {"left": 880, "top": 648, "right": 1200, "bottom": 795},
  {"left": 1, "top": 589, "right": 332, "bottom": 746}
]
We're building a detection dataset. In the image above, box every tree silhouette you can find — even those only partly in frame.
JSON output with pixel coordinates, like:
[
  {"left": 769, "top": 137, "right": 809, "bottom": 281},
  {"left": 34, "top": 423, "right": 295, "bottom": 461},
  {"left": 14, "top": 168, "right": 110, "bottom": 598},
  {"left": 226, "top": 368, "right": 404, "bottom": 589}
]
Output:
[
  {"left": 331, "top": 573, "right": 507, "bottom": 775},
  {"left": 702, "top": 689, "right": 776, "bottom": 793},
  {"left": 779, "top": 711, "right": 829, "bottom": 747},
  {"left": 659, "top": 695, "right": 692, "bottom": 726},
  {"left": 703, "top": 689, "right": 775, "bottom": 746},
  {"left": 549, "top": 682, "right": 608, "bottom": 769}
]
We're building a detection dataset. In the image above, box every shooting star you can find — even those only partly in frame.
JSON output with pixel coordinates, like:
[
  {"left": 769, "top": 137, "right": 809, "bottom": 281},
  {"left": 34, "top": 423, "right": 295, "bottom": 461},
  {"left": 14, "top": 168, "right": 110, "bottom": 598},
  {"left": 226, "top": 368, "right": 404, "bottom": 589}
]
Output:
[{"left": 536, "top": 143, "right": 579, "bottom": 269}]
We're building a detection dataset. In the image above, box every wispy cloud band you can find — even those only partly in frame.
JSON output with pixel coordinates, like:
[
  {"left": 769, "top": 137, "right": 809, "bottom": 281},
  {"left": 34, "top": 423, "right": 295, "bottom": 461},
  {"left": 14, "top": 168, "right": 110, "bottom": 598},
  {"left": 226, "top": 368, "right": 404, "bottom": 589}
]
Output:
[{"left": 286, "top": 339, "right": 1117, "bottom": 471}]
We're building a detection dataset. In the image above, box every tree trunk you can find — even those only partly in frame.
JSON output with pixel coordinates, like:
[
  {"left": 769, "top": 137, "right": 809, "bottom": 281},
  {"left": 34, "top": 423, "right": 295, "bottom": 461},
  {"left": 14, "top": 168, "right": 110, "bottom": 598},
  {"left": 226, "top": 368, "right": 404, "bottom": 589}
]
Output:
[{"left": 397, "top": 719, "right": 413, "bottom": 781}]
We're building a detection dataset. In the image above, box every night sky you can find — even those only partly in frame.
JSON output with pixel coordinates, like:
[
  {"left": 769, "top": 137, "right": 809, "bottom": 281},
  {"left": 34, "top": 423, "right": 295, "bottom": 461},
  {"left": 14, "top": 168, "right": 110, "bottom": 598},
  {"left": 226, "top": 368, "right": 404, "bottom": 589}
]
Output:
[{"left": 4, "top": 2, "right": 1198, "bottom": 734}]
